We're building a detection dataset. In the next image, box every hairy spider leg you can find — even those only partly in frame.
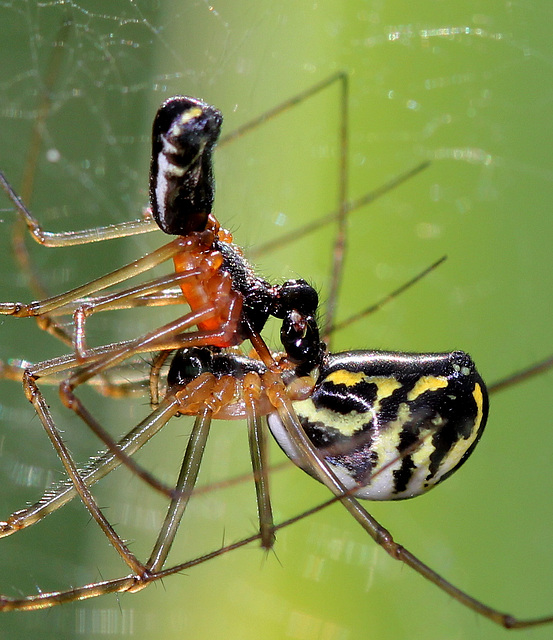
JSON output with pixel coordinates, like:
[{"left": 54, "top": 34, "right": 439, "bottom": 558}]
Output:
[
  {"left": 1, "top": 325, "right": 553, "bottom": 624},
  {"left": 0, "top": 337, "right": 291, "bottom": 606}
]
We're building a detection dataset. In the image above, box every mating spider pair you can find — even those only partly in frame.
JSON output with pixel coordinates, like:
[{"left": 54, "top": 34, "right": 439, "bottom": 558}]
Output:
[{"left": 0, "top": 75, "right": 552, "bottom": 629}]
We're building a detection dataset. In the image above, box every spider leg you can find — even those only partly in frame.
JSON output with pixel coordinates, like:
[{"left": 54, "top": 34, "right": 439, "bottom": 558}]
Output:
[
  {"left": 244, "top": 371, "right": 275, "bottom": 549},
  {"left": 149, "top": 350, "right": 173, "bottom": 409},
  {"left": 249, "top": 160, "right": 430, "bottom": 259},
  {"left": 11, "top": 260, "right": 239, "bottom": 496},
  {"left": 0, "top": 394, "right": 182, "bottom": 538},
  {"left": 22, "top": 373, "right": 149, "bottom": 577},
  {"left": 5, "top": 483, "right": 553, "bottom": 623},
  {"left": 1, "top": 280, "right": 243, "bottom": 500},
  {"left": 69, "top": 271, "right": 195, "bottom": 358},
  {"left": 0, "top": 495, "right": 266, "bottom": 612},
  {"left": 145, "top": 405, "right": 213, "bottom": 573},
  {"left": 0, "top": 237, "right": 184, "bottom": 317},
  {"left": 0, "top": 356, "right": 149, "bottom": 398},
  {"left": 10, "top": 282, "right": 237, "bottom": 386},
  {"left": 263, "top": 365, "right": 553, "bottom": 629},
  {"left": 148, "top": 356, "right": 276, "bottom": 553},
  {"left": 1, "top": 165, "right": 160, "bottom": 354},
  {"left": 0, "top": 362, "right": 279, "bottom": 610},
  {"left": 329, "top": 255, "right": 447, "bottom": 335},
  {"left": 219, "top": 72, "right": 346, "bottom": 147},
  {"left": 488, "top": 354, "right": 553, "bottom": 394},
  {"left": 5, "top": 282, "right": 240, "bottom": 390},
  {"left": 18, "top": 334, "right": 220, "bottom": 495},
  {"left": 1, "top": 228, "right": 240, "bottom": 405},
  {"left": 61, "top": 295, "right": 242, "bottom": 393},
  {"left": 0, "top": 574, "right": 140, "bottom": 612},
  {"left": 1, "top": 169, "right": 159, "bottom": 248},
  {"left": 0, "top": 387, "right": 202, "bottom": 611}
]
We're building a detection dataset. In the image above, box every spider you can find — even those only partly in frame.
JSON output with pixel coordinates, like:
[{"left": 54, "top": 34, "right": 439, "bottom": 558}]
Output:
[{"left": 0, "top": 75, "right": 552, "bottom": 630}]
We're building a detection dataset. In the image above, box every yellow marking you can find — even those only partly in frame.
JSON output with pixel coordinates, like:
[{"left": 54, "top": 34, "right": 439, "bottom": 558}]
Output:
[
  {"left": 326, "top": 371, "right": 402, "bottom": 399},
  {"left": 407, "top": 376, "right": 448, "bottom": 401},
  {"left": 411, "top": 428, "right": 436, "bottom": 468},
  {"left": 472, "top": 382, "right": 484, "bottom": 431},
  {"left": 295, "top": 374, "right": 403, "bottom": 438},
  {"left": 310, "top": 381, "right": 485, "bottom": 498},
  {"left": 179, "top": 106, "right": 203, "bottom": 125},
  {"left": 432, "top": 383, "right": 485, "bottom": 482},
  {"left": 370, "top": 377, "right": 402, "bottom": 422},
  {"left": 372, "top": 376, "right": 402, "bottom": 400},
  {"left": 325, "top": 369, "right": 366, "bottom": 387},
  {"left": 369, "top": 402, "right": 411, "bottom": 472},
  {"left": 171, "top": 107, "right": 204, "bottom": 137},
  {"left": 167, "top": 164, "right": 186, "bottom": 177},
  {"left": 440, "top": 426, "right": 478, "bottom": 475},
  {"left": 375, "top": 403, "right": 410, "bottom": 453},
  {"left": 294, "top": 399, "right": 370, "bottom": 437}
]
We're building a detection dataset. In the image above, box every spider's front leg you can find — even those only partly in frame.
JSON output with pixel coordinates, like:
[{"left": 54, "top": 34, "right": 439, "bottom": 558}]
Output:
[{"left": 0, "top": 169, "right": 159, "bottom": 251}]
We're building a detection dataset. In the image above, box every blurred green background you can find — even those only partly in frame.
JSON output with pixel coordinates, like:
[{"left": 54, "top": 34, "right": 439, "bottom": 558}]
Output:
[{"left": 0, "top": 1, "right": 552, "bottom": 639}]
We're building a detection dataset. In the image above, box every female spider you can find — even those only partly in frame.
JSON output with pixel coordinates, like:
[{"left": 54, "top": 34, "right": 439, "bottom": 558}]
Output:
[{"left": 0, "top": 87, "right": 552, "bottom": 632}]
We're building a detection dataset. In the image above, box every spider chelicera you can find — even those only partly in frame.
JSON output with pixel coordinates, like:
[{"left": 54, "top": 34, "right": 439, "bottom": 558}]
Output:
[{"left": 0, "top": 75, "right": 552, "bottom": 629}]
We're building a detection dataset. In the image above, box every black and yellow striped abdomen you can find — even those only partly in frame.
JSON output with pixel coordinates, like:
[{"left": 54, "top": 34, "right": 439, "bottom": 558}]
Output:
[{"left": 268, "top": 350, "right": 488, "bottom": 500}]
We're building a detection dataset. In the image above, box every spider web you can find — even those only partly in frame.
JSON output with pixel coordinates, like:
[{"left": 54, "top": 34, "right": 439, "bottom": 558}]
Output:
[{"left": 0, "top": 2, "right": 552, "bottom": 640}]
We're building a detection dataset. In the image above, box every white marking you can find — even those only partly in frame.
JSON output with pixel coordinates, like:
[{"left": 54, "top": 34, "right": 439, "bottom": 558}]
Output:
[
  {"left": 154, "top": 152, "right": 185, "bottom": 222},
  {"left": 161, "top": 135, "right": 179, "bottom": 155},
  {"left": 154, "top": 116, "right": 208, "bottom": 223},
  {"left": 267, "top": 411, "right": 404, "bottom": 500}
]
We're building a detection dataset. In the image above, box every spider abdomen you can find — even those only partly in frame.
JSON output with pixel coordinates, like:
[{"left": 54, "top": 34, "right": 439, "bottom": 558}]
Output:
[{"left": 268, "top": 350, "right": 488, "bottom": 500}]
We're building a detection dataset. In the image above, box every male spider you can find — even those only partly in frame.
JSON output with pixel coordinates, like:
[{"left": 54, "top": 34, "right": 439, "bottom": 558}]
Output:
[{"left": 0, "top": 77, "right": 552, "bottom": 631}]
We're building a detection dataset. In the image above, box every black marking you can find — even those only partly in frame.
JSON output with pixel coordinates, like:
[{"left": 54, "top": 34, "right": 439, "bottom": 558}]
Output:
[
  {"left": 167, "top": 347, "right": 266, "bottom": 389},
  {"left": 288, "top": 350, "right": 489, "bottom": 498},
  {"left": 150, "top": 96, "right": 222, "bottom": 235}
]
